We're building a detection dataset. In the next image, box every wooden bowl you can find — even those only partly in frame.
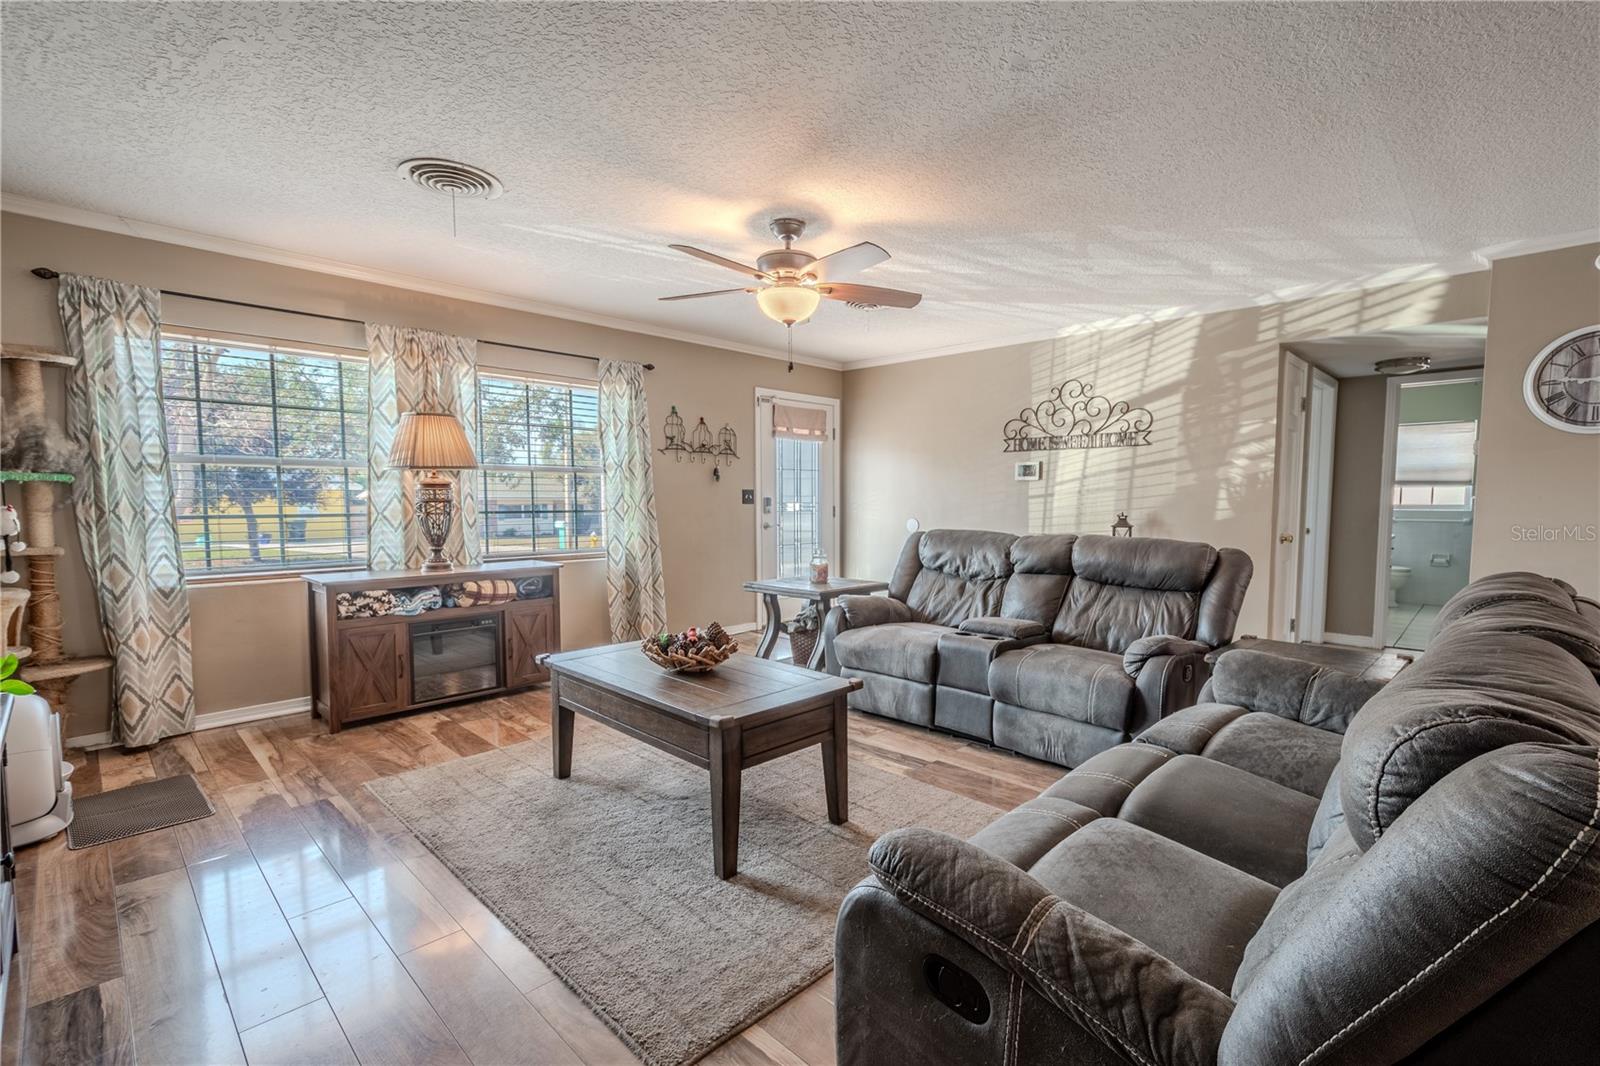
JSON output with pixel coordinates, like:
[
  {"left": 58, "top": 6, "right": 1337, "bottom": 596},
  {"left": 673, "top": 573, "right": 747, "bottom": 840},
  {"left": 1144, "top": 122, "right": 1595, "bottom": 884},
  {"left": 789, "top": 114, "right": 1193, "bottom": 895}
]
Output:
[{"left": 641, "top": 637, "right": 738, "bottom": 674}]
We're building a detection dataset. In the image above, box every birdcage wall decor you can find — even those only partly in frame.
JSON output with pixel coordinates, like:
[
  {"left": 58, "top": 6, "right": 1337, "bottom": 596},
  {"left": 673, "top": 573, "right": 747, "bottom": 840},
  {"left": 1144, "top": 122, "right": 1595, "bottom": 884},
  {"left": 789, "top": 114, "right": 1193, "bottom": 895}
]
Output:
[
  {"left": 687, "top": 417, "right": 715, "bottom": 460},
  {"left": 660, "top": 406, "right": 690, "bottom": 460},
  {"left": 660, "top": 409, "right": 740, "bottom": 478}
]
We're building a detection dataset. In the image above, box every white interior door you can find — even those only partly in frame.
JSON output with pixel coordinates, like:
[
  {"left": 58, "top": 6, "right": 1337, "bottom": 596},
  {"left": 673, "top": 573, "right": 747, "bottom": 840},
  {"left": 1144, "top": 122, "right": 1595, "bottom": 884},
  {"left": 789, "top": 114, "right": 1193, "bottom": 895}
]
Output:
[
  {"left": 1272, "top": 353, "right": 1311, "bottom": 641},
  {"left": 1298, "top": 369, "right": 1338, "bottom": 643},
  {"left": 754, "top": 390, "right": 839, "bottom": 583}
]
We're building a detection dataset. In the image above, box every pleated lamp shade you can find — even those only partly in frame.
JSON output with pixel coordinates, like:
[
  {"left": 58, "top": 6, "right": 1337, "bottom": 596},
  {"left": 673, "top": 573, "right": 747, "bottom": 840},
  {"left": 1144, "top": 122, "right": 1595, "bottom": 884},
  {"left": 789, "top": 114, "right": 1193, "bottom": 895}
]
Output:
[{"left": 387, "top": 411, "right": 479, "bottom": 470}]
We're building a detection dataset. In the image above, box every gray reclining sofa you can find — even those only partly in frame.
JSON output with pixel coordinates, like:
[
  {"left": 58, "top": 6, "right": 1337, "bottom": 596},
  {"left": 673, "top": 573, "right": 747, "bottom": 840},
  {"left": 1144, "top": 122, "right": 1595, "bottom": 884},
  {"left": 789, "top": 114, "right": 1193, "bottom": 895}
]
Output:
[
  {"left": 835, "top": 571, "right": 1600, "bottom": 1064},
  {"left": 823, "top": 530, "right": 1254, "bottom": 766}
]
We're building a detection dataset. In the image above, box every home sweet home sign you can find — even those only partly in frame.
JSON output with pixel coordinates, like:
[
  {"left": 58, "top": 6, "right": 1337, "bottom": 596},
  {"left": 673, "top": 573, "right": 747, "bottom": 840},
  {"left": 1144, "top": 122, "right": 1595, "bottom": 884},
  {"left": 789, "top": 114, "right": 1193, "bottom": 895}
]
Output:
[{"left": 1002, "top": 379, "right": 1155, "bottom": 452}]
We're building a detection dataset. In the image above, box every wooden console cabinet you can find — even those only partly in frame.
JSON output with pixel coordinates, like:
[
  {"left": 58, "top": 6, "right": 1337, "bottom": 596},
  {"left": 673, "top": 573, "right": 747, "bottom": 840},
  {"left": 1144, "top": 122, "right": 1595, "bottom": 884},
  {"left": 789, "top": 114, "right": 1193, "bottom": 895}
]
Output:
[{"left": 304, "top": 561, "right": 561, "bottom": 732}]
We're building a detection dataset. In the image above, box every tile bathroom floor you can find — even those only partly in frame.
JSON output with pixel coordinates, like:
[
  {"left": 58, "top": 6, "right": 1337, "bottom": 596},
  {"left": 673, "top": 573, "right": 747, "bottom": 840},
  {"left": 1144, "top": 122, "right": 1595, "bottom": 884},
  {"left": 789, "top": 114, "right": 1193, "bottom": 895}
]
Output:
[{"left": 1387, "top": 603, "right": 1445, "bottom": 651}]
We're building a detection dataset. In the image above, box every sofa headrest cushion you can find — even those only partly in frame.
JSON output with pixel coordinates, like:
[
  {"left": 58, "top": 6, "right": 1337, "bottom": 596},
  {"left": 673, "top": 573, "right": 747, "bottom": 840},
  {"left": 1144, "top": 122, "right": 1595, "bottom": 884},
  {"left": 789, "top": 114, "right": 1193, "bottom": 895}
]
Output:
[
  {"left": 1009, "top": 533, "right": 1077, "bottom": 575},
  {"left": 1071, "top": 534, "right": 1218, "bottom": 592},
  {"left": 1340, "top": 631, "right": 1600, "bottom": 850},
  {"left": 918, "top": 529, "right": 1015, "bottom": 581},
  {"left": 1212, "top": 650, "right": 1383, "bottom": 733},
  {"left": 1433, "top": 572, "right": 1600, "bottom": 677}
]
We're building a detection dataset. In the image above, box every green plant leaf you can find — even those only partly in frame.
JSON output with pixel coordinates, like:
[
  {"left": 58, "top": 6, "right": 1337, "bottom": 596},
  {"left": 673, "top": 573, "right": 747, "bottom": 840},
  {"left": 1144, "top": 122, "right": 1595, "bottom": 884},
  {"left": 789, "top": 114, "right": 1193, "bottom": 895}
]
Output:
[
  {"left": 0, "top": 654, "right": 17, "bottom": 680},
  {"left": 0, "top": 679, "right": 34, "bottom": 696}
]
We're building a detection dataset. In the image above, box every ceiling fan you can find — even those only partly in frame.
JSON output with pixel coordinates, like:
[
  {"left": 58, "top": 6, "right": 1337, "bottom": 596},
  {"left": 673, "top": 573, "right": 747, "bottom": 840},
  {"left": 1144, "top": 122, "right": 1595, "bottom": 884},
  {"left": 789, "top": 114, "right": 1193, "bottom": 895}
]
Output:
[{"left": 660, "top": 218, "right": 922, "bottom": 327}]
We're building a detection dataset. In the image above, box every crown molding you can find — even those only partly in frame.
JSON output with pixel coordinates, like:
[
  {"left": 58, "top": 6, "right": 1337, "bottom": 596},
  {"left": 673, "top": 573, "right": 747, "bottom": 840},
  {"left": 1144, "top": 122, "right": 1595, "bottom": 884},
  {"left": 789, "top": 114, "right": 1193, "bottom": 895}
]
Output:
[
  {"left": 0, "top": 194, "right": 844, "bottom": 372},
  {"left": 1469, "top": 229, "right": 1599, "bottom": 265}
]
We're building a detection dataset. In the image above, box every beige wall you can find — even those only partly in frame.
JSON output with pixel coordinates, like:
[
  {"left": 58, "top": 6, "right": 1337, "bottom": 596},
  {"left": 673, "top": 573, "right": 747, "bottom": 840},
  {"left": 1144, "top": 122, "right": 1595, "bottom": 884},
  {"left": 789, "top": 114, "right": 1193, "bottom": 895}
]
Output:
[
  {"left": 841, "top": 272, "right": 1491, "bottom": 640},
  {"left": 1472, "top": 242, "right": 1600, "bottom": 595},
  {"left": 1323, "top": 375, "right": 1391, "bottom": 637},
  {"left": 1, "top": 212, "right": 840, "bottom": 737}
]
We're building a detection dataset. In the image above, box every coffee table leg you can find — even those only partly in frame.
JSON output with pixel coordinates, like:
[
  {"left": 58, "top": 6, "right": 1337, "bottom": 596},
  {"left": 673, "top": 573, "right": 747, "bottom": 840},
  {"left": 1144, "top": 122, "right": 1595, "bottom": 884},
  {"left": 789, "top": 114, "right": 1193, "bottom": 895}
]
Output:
[
  {"left": 823, "top": 694, "right": 849, "bottom": 824},
  {"left": 552, "top": 679, "right": 574, "bottom": 779},
  {"left": 710, "top": 723, "right": 742, "bottom": 878},
  {"left": 754, "top": 592, "right": 783, "bottom": 659}
]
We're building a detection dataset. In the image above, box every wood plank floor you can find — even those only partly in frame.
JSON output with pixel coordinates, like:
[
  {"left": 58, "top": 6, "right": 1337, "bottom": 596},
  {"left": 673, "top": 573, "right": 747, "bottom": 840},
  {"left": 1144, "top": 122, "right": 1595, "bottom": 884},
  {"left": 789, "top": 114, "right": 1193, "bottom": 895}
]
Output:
[
  {"left": 7, "top": 637, "right": 1390, "bottom": 1066},
  {"left": 6, "top": 689, "right": 1062, "bottom": 1066}
]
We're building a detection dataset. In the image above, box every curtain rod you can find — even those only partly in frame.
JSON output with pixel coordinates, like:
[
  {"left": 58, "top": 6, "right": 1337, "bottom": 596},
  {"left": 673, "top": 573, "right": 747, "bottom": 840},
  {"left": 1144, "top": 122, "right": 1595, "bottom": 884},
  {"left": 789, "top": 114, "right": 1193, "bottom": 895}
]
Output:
[{"left": 29, "top": 267, "right": 653, "bottom": 371}]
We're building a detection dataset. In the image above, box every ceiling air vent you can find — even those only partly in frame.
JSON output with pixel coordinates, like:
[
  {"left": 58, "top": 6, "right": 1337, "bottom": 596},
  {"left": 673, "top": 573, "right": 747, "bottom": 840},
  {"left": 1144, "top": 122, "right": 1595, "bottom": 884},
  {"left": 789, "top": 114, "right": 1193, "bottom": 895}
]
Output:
[{"left": 396, "top": 157, "right": 504, "bottom": 200}]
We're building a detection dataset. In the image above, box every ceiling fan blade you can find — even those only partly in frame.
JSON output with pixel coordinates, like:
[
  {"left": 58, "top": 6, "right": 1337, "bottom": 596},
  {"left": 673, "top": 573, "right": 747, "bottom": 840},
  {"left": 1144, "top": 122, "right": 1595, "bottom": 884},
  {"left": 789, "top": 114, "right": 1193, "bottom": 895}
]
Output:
[
  {"left": 817, "top": 282, "right": 922, "bottom": 309},
  {"left": 658, "top": 288, "right": 752, "bottom": 301},
  {"left": 668, "top": 244, "right": 768, "bottom": 280},
  {"left": 807, "top": 241, "right": 890, "bottom": 282}
]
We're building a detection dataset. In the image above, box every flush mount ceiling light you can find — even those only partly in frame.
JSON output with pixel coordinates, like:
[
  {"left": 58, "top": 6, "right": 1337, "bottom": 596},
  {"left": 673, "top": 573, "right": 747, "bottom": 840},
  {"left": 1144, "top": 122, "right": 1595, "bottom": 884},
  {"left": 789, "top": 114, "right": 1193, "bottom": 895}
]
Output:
[
  {"left": 1375, "top": 354, "right": 1433, "bottom": 375},
  {"left": 396, "top": 157, "right": 504, "bottom": 199}
]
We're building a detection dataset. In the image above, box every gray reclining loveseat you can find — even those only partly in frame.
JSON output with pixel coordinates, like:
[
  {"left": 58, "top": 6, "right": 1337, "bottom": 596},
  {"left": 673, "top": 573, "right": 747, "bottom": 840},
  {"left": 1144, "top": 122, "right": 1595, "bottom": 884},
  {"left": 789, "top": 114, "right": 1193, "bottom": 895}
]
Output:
[
  {"left": 835, "top": 571, "right": 1600, "bottom": 1064},
  {"left": 823, "top": 529, "right": 1253, "bottom": 766}
]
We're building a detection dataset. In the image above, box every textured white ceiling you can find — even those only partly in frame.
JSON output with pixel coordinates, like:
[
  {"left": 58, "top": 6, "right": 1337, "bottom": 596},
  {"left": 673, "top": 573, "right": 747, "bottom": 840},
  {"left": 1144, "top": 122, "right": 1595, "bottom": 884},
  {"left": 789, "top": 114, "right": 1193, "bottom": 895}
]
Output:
[{"left": 2, "top": 2, "right": 1595, "bottom": 366}]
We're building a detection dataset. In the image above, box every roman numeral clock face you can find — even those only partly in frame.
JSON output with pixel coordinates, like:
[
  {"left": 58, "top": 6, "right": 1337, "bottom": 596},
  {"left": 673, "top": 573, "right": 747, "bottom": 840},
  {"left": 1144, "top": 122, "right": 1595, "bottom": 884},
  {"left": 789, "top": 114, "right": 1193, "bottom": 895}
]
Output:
[{"left": 1524, "top": 326, "right": 1600, "bottom": 434}]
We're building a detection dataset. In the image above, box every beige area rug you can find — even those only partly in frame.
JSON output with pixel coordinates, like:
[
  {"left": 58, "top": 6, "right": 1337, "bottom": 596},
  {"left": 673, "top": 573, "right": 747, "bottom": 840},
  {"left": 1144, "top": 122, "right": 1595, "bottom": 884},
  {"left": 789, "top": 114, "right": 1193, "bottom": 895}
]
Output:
[{"left": 368, "top": 728, "right": 999, "bottom": 1066}]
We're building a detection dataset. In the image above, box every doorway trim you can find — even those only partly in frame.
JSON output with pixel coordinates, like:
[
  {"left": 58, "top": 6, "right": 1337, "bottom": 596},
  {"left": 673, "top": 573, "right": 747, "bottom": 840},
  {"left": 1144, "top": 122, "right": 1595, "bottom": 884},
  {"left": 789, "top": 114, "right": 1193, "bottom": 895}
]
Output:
[
  {"left": 1371, "top": 368, "right": 1483, "bottom": 647},
  {"left": 752, "top": 387, "right": 841, "bottom": 605}
]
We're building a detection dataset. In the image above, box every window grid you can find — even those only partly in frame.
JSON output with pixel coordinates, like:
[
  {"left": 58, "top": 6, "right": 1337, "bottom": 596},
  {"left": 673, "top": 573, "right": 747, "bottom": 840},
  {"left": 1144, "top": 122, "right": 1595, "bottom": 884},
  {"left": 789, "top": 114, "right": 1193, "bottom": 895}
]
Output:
[
  {"left": 476, "top": 374, "right": 604, "bottom": 558},
  {"left": 775, "top": 437, "right": 821, "bottom": 580},
  {"left": 161, "top": 333, "right": 369, "bottom": 575}
]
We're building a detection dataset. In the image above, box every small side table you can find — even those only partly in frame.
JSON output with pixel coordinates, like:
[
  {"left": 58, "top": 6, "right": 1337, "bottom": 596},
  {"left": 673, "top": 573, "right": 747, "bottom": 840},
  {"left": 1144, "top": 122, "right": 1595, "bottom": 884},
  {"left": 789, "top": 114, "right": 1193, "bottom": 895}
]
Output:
[{"left": 742, "top": 577, "right": 889, "bottom": 671}]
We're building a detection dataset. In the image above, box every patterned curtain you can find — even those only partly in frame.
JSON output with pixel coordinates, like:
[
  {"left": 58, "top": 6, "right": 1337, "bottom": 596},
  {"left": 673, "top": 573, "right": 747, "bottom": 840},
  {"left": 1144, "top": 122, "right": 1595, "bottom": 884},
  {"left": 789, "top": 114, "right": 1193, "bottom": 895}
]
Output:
[
  {"left": 598, "top": 359, "right": 667, "bottom": 641},
  {"left": 366, "top": 324, "right": 481, "bottom": 571},
  {"left": 60, "top": 274, "right": 197, "bottom": 747}
]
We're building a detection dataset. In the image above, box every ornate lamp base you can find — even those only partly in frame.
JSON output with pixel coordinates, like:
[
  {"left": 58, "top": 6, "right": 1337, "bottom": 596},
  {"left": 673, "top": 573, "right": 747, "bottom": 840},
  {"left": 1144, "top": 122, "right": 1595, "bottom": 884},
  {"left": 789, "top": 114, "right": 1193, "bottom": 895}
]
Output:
[{"left": 415, "top": 472, "right": 456, "bottom": 571}]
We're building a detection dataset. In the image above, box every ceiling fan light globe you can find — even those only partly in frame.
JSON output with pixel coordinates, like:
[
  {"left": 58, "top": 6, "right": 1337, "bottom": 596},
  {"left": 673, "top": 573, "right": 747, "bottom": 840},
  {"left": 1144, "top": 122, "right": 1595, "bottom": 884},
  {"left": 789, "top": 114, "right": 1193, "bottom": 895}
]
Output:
[{"left": 756, "top": 284, "right": 821, "bottom": 326}]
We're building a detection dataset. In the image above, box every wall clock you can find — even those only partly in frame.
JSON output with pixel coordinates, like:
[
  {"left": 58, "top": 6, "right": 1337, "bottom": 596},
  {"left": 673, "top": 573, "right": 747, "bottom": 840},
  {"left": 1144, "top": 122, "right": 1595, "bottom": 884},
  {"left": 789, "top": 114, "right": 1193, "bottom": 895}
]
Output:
[{"left": 1523, "top": 325, "right": 1600, "bottom": 434}]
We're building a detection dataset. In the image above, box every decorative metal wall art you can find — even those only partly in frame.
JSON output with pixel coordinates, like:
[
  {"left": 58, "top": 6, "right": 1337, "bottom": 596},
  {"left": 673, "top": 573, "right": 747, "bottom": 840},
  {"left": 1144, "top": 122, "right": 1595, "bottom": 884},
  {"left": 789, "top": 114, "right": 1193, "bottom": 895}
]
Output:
[
  {"left": 1003, "top": 379, "right": 1154, "bottom": 453},
  {"left": 660, "top": 405, "right": 739, "bottom": 479}
]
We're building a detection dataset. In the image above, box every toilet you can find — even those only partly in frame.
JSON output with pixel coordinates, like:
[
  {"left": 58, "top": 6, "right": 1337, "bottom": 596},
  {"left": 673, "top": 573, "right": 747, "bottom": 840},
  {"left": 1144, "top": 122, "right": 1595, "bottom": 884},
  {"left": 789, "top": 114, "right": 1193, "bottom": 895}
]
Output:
[{"left": 1389, "top": 565, "right": 1411, "bottom": 607}]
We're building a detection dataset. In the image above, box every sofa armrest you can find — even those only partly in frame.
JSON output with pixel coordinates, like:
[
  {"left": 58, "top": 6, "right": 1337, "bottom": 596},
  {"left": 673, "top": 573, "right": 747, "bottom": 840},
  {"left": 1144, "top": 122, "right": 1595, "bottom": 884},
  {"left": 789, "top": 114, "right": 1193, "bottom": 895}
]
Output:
[
  {"left": 1123, "top": 635, "right": 1211, "bottom": 677},
  {"left": 1209, "top": 648, "right": 1384, "bottom": 734},
  {"left": 869, "top": 828, "right": 1233, "bottom": 1066},
  {"left": 959, "top": 616, "right": 1047, "bottom": 640},
  {"left": 835, "top": 594, "right": 917, "bottom": 629}
]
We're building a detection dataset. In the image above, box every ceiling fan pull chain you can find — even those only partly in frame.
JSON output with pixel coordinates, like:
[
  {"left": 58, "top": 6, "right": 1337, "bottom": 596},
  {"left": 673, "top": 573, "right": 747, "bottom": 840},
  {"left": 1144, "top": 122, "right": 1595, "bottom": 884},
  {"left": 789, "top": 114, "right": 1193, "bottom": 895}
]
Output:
[{"left": 787, "top": 326, "right": 795, "bottom": 374}]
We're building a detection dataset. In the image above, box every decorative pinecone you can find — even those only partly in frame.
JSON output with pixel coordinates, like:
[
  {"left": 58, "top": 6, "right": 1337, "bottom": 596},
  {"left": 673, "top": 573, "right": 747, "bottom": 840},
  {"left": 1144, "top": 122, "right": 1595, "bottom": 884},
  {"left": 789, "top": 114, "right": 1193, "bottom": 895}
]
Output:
[{"left": 705, "top": 621, "right": 731, "bottom": 648}]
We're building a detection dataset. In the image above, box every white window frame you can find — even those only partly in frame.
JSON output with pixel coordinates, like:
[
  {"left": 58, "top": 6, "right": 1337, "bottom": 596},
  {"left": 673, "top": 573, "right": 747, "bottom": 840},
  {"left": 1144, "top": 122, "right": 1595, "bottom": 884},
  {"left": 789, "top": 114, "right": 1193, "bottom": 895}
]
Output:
[
  {"left": 474, "top": 369, "right": 606, "bottom": 560},
  {"left": 160, "top": 328, "right": 371, "bottom": 579}
]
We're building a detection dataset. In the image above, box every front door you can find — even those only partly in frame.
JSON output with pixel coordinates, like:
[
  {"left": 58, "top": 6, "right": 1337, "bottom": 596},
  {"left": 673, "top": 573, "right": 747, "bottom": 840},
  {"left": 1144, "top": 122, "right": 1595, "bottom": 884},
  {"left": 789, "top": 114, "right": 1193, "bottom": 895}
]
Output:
[{"left": 755, "top": 390, "right": 839, "bottom": 583}]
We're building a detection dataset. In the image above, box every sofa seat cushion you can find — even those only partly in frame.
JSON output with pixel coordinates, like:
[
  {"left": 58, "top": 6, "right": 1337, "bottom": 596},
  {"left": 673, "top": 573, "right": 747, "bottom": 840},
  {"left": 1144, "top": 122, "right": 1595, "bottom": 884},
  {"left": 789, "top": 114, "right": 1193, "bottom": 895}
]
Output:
[
  {"left": 1027, "top": 818, "right": 1279, "bottom": 992},
  {"left": 966, "top": 796, "right": 1100, "bottom": 869},
  {"left": 832, "top": 622, "right": 956, "bottom": 684},
  {"left": 1200, "top": 712, "right": 1343, "bottom": 798},
  {"left": 988, "top": 644, "right": 1135, "bottom": 731},
  {"left": 1119, "top": 755, "right": 1320, "bottom": 887},
  {"left": 1039, "top": 743, "right": 1174, "bottom": 814}
]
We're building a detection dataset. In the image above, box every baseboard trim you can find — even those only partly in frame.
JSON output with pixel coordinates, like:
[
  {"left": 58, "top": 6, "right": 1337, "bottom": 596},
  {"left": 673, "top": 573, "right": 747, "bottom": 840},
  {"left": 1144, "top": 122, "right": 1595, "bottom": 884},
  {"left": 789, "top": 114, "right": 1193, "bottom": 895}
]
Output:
[
  {"left": 1322, "top": 632, "right": 1380, "bottom": 649},
  {"left": 67, "top": 696, "right": 312, "bottom": 751},
  {"left": 724, "top": 622, "right": 762, "bottom": 635},
  {"left": 195, "top": 697, "right": 313, "bottom": 732}
]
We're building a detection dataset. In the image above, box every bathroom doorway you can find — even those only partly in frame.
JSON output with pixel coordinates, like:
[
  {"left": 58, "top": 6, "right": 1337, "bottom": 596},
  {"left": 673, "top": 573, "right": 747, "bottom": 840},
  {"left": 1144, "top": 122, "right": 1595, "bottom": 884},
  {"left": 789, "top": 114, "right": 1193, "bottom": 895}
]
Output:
[{"left": 1376, "top": 371, "right": 1483, "bottom": 650}]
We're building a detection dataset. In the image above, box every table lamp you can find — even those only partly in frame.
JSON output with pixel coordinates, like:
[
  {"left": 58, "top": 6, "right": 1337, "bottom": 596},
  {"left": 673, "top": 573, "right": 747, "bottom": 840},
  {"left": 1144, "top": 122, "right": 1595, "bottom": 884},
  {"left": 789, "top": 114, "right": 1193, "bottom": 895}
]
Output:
[{"left": 387, "top": 411, "right": 479, "bottom": 571}]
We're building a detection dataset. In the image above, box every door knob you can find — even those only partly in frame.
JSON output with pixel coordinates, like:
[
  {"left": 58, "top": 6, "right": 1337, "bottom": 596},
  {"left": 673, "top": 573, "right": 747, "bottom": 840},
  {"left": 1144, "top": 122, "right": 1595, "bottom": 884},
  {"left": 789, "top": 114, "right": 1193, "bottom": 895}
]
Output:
[{"left": 1279, "top": 533, "right": 1295, "bottom": 544}]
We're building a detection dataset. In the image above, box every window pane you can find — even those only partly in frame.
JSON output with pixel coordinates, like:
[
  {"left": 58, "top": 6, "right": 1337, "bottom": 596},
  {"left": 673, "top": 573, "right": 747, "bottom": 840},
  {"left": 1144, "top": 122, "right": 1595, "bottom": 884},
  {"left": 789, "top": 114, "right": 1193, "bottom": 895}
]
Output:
[
  {"left": 159, "top": 332, "right": 367, "bottom": 574},
  {"left": 476, "top": 374, "right": 604, "bottom": 556}
]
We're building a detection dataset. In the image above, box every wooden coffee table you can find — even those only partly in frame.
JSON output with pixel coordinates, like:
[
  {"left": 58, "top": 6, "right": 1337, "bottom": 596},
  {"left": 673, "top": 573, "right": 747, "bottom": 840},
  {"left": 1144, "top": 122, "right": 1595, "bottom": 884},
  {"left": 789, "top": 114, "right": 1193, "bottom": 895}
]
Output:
[{"left": 538, "top": 643, "right": 863, "bottom": 879}]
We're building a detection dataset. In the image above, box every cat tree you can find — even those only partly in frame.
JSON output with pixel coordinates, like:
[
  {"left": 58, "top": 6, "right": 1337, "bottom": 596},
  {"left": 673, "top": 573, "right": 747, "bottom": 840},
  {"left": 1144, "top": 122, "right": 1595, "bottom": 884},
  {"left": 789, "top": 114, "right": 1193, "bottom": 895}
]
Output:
[{"left": 1, "top": 344, "right": 112, "bottom": 710}]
